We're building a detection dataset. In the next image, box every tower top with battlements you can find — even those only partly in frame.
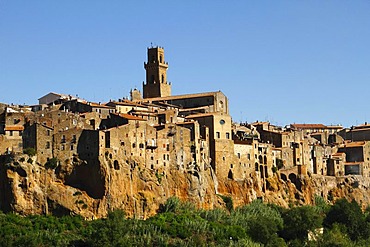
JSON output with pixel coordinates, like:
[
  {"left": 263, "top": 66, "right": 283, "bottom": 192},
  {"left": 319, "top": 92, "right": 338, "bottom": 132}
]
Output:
[{"left": 143, "top": 46, "right": 171, "bottom": 98}]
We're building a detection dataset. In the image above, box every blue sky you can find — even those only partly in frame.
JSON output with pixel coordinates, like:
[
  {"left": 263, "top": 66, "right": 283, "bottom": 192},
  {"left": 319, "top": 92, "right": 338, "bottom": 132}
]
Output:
[{"left": 1, "top": 1, "right": 370, "bottom": 127}]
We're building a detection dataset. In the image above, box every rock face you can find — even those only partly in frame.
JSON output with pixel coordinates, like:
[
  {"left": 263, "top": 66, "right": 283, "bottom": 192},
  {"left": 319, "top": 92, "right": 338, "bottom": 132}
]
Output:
[{"left": 1, "top": 154, "right": 369, "bottom": 218}]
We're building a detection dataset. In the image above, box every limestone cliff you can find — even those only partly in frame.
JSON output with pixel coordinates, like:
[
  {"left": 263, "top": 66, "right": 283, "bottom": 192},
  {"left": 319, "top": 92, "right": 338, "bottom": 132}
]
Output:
[{"left": 0, "top": 153, "right": 369, "bottom": 218}]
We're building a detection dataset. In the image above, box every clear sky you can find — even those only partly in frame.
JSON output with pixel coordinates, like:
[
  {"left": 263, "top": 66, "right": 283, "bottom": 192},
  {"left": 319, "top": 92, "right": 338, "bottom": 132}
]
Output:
[{"left": 1, "top": 1, "right": 370, "bottom": 127}]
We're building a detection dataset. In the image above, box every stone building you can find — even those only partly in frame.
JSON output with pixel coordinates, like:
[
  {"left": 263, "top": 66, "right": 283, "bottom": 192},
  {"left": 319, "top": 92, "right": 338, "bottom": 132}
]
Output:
[
  {"left": 143, "top": 46, "right": 171, "bottom": 98},
  {"left": 336, "top": 141, "right": 370, "bottom": 177}
]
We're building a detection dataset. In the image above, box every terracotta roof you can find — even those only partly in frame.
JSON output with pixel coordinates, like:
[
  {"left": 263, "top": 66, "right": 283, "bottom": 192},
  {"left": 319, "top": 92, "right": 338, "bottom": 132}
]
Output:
[
  {"left": 5, "top": 125, "right": 24, "bottom": 131},
  {"left": 113, "top": 113, "right": 146, "bottom": 121},
  {"left": 290, "top": 124, "right": 327, "bottom": 129},
  {"left": 88, "top": 102, "right": 114, "bottom": 108}
]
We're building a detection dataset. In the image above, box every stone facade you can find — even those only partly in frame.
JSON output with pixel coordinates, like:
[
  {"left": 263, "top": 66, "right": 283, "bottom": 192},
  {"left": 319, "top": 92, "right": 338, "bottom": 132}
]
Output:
[
  {"left": 1, "top": 47, "right": 370, "bottom": 218},
  {"left": 143, "top": 47, "right": 171, "bottom": 98}
]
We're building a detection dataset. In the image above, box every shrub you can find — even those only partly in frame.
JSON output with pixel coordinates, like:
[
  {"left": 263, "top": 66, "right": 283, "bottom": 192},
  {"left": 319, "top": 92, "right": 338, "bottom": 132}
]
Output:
[
  {"left": 218, "top": 195, "right": 234, "bottom": 212},
  {"left": 276, "top": 158, "right": 284, "bottom": 170},
  {"left": 158, "top": 197, "right": 181, "bottom": 213},
  {"left": 23, "top": 148, "right": 36, "bottom": 156},
  {"left": 45, "top": 158, "right": 59, "bottom": 169},
  {"left": 324, "top": 198, "right": 369, "bottom": 241},
  {"left": 73, "top": 191, "right": 82, "bottom": 196},
  {"left": 280, "top": 205, "right": 323, "bottom": 243}
]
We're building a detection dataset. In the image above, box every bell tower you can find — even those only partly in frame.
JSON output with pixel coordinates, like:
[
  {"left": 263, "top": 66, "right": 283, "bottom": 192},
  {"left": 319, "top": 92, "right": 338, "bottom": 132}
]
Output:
[{"left": 143, "top": 46, "right": 171, "bottom": 98}]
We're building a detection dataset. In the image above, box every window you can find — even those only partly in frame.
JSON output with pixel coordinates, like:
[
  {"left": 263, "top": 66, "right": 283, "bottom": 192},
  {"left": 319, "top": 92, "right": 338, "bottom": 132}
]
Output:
[
  {"left": 216, "top": 132, "right": 220, "bottom": 139},
  {"left": 47, "top": 130, "right": 51, "bottom": 136},
  {"left": 238, "top": 153, "right": 241, "bottom": 159},
  {"left": 71, "top": 145, "right": 74, "bottom": 151},
  {"left": 226, "top": 133, "right": 230, "bottom": 139},
  {"left": 9, "top": 131, "right": 13, "bottom": 136},
  {"left": 46, "top": 142, "right": 50, "bottom": 149}
]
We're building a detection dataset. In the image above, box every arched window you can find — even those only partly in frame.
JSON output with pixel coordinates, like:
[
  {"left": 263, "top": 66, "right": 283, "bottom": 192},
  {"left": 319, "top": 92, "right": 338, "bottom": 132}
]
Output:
[
  {"left": 160, "top": 55, "right": 163, "bottom": 63},
  {"left": 161, "top": 74, "right": 164, "bottom": 83}
]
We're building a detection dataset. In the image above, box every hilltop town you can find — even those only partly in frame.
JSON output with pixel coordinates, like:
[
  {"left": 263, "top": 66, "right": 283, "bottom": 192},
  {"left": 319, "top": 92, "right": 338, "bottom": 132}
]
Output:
[{"left": 1, "top": 47, "right": 369, "bottom": 218}]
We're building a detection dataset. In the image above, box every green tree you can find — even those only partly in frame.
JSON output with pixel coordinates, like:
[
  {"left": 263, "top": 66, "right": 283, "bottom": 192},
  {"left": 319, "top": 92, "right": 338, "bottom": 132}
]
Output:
[
  {"left": 89, "top": 210, "right": 128, "bottom": 247},
  {"left": 231, "top": 200, "right": 284, "bottom": 245},
  {"left": 324, "top": 199, "right": 369, "bottom": 241},
  {"left": 279, "top": 205, "right": 323, "bottom": 243}
]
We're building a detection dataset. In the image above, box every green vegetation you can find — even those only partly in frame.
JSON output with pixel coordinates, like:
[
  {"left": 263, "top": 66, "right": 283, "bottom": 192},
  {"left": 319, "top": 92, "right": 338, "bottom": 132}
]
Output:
[
  {"left": 45, "top": 157, "right": 59, "bottom": 169},
  {"left": 23, "top": 148, "right": 36, "bottom": 157},
  {"left": 0, "top": 197, "right": 369, "bottom": 246},
  {"left": 276, "top": 158, "right": 284, "bottom": 170}
]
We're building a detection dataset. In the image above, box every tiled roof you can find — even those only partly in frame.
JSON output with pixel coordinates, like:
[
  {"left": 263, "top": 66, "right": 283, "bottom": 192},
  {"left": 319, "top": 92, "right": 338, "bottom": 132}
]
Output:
[
  {"left": 5, "top": 125, "right": 24, "bottom": 131},
  {"left": 88, "top": 102, "right": 114, "bottom": 108},
  {"left": 113, "top": 113, "right": 146, "bottom": 121},
  {"left": 291, "top": 124, "right": 327, "bottom": 129}
]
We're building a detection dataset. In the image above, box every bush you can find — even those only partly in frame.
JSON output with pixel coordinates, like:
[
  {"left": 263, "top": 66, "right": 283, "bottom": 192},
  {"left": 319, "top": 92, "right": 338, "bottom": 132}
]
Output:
[
  {"left": 45, "top": 158, "right": 59, "bottom": 169},
  {"left": 324, "top": 199, "right": 369, "bottom": 241},
  {"left": 280, "top": 205, "right": 323, "bottom": 243},
  {"left": 218, "top": 195, "right": 233, "bottom": 212},
  {"left": 276, "top": 158, "right": 284, "bottom": 170},
  {"left": 23, "top": 148, "right": 36, "bottom": 156}
]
